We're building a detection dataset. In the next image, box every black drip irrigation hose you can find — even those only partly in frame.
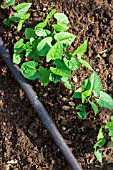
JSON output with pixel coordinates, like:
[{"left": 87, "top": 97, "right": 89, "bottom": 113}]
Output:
[{"left": 0, "top": 37, "right": 82, "bottom": 170}]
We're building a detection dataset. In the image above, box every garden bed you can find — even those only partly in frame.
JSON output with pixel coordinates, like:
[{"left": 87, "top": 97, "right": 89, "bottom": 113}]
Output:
[{"left": 0, "top": 0, "right": 113, "bottom": 169}]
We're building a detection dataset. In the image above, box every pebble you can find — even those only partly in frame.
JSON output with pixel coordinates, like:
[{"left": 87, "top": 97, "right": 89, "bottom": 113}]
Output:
[
  {"left": 43, "top": 8, "right": 47, "bottom": 11},
  {"left": 96, "top": 69, "right": 100, "bottom": 72},
  {"left": 69, "top": 102, "right": 75, "bottom": 106},
  {"left": 0, "top": 91, "right": 4, "bottom": 96},
  {"left": 73, "top": 76, "right": 78, "bottom": 83},
  {"left": 62, "top": 106, "right": 70, "bottom": 111},
  {"left": 62, "top": 126, "right": 66, "bottom": 131},
  {"left": 7, "top": 160, "right": 18, "bottom": 164},
  {"left": 43, "top": 92, "right": 48, "bottom": 97},
  {"left": 48, "top": 102, "right": 53, "bottom": 106},
  {"left": 62, "top": 97, "right": 68, "bottom": 102},
  {"left": 68, "top": 90, "right": 73, "bottom": 95},
  {"left": 3, "top": 122, "right": 6, "bottom": 126}
]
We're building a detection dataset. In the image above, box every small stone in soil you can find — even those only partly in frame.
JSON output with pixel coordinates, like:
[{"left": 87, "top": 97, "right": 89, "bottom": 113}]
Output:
[
  {"left": 48, "top": 102, "right": 53, "bottom": 106},
  {"left": 73, "top": 76, "right": 78, "bottom": 83},
  {"left": 43, "top": 92, "right": 48, "bottom": 97},
  {"left": 62, "top": 97, "right": 68, "bottom": 102},
  {"left": 68, "top": 90, "right": 73, "bottom": 95},
  {"left": 62, "top": 106, "right": 70, "bottom": 111},
  {"left": 62, "top": 126, "right": 66, "bottom": 131},
  {"left": 69, "top": 101, "right": 75, "bottom": 106}
]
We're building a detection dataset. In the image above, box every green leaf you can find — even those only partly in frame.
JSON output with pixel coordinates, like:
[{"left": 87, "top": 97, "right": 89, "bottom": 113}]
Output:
[
  {"left": 54, "top": 24, "right": 69, "bottom": 32},
  {"left": 14, "top": 38, "right": 24, "bottom": 54},
  {"left": 89, "top": 100, "right": 98, "bottom": 115},
  {"left": 61, "top": 76, "right": 68, "bottom": 82},
  {"left": 79, "top": 59, "right": 93, "bottom": 70},
  {"left": 72, "top": 39, "right": 88, "bottom": 59},
  {"left": 94, "top": 138, "right": 106, "bottom": 149},
  {"left": 109, "top": 130, "right": 113, "bottom": 136},
  {"left": 54, "top": 13, "right": 69, "bottom": 32},
  {"left": 35, "top": 22, "right": 46, "bottom": 29},
  {"left": 63, "top": 57, "right": 80, "bottom": 70},
  {"left": 49, "top": 73, "right": 61, "bottom": 83},
  {"left": 81, "top": 78, "right": 91, "bottom": 91},
  {"left": 22, "top": 13, "right": 30, "bottom": 20},
  {"left": 35, "top": 28, "right": 51, "bottom": 37},
  {"left": 82, "top": 90, "right": 91, "bottom": 103},
  {"left": 25, "top": 28, "right": 36, "bottom": 39},
  {"left": 37, "top": 37, "right": 52, "bottom": 56},
  {"left": 111, "top": 116, "right": 113, "bottom": 122},
  {"left": 38, "top": 66, "right": 50, "bottom": 86},
  {"left": 30, "top": 38, "right": 42, "bottom": 48},
  {"left": 45, "top": 9, "right": 56, "bottom": 21},
  {"left": 17, "top": 13, "right": 30, "bottom": 31},
  {"left": 97, "top": 126, "right": 104, "bottom": 141},
  {"left": 72, "top": 92, "right": 82, "bottom": 99},
  {"left": 16, "top": 13, "right": 30, "bottom": 31},
  {"left": 43, "top": 29, "right": 51, "bottom": 36},
  {"left": 111, "top": 137, "right": 113, "bottom": 141},
  {"left": 25, "top": 48, "right": 32, "bottom": 57},
  {"left": 1, "top": 5, "right": 5, "bottom": 9},
  {"left": 3, "top": 19, "right": 14, "bottom": 26},
  {"left": 54, "top": 13, "right": 69, "bottom": 25},
  {"left": 23, "top": 42, "right": 31, "bottom": 50},
  {"left": 50, "top": 67, "right": 71, "bottom": 78},
  {"left": 54, "top": 32, "right": 76, "bottom": 46},
  {"left": 94, "top": 149, "right": 102, "bottom": 163},
  {"left": 13, "top": 53, "right": 23, "bottom": 64},
  {"left": 17, "top": 20, "right": 23, "bottom": 31},
  {"left": 26, "top": 50, "right": 40, "bottom": 62},
  {"left": 9, "top": 16, "right": 20, "bottom": 21},
  {"left": 21, "top": 61, "right": 39, "bottom": 80},
  {"left": 61, "top": 77, "right": 74, "bottom": 90},
  {"left": 64, "top": 81, "right": 74, "bottom": 90},
  {"left": 4, "top": 0, "right": 15, "bottom": 6},
  {"left": 51, "top": 59, "right": 72, "bottom": 77},
  {"left": 105, "top": 122, "right": 113, "bottom": 130},
  {"left": 23, "top": 42, "right": 32, "bottom": 57},
  {"left": 64, "top": 51, "right": 73, "bottom": 58},
  {"left": 96, "top": 91, "right": 113, "bottom": 109},
  {"left": 76, "top": 104, "right": 87, "bottom": 119},
  {"left": 14, "top": 3, "right": 32, "bottom": 18},
  {"left": 89, "top": 72, "right": 102, "bottom": 96},
  {"left": 46, "top": 42, "right": 63, "bottom": 62},
  {"left": 53, "top": 59, "right": 65, "bottom": 68},
  {"left": 34, "top": 21, "right": 51, "bottom": 37}
]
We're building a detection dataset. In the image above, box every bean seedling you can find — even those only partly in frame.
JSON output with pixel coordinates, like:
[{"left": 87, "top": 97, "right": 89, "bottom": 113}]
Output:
[
  {"left": 94, "top": 116, "right": 113, "bottom": 163},
  {"left": 3, "top": 1, "right": 31, "bottom": 31}
]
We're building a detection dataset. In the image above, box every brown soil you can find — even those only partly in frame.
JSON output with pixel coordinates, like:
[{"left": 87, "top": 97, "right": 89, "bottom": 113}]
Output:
[{"left": 0, "top": 0, "right": 113, "bottom": 169}]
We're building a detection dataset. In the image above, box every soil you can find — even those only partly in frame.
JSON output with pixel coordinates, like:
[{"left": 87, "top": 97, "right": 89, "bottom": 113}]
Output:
[{"left": 0, "top": 0, "right": 113, "bottom": 169}]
